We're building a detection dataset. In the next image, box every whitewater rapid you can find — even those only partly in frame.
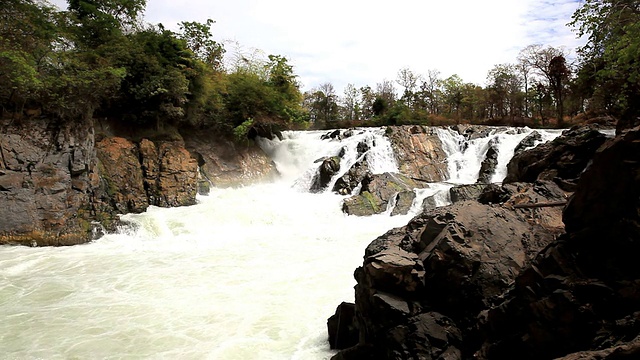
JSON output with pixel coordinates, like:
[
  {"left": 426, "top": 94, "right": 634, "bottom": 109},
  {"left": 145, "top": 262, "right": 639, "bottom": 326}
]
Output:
[{"left": 0, "top": 126, "right": 561, "bottom": 359}]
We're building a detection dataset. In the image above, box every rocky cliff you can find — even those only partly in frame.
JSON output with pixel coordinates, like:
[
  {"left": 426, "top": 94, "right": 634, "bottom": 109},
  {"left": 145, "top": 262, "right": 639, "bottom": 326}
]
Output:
[{"left": 0, "top": 118, "right": 276, "bottom": 246}]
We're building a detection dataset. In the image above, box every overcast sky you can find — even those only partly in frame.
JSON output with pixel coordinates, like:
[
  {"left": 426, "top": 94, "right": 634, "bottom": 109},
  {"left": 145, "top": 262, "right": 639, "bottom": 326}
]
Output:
[{"left": 50, "top": 0, "right": 585, "bottom": 94}]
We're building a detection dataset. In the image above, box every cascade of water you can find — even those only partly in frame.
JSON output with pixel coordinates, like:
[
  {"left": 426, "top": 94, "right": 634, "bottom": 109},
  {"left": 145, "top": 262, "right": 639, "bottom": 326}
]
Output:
[
  {"left": 258, "top": 128, "right": 398, "bottom": 192},
  {"left": 435, "top": 127, "right": 562, "bottom": 184}
]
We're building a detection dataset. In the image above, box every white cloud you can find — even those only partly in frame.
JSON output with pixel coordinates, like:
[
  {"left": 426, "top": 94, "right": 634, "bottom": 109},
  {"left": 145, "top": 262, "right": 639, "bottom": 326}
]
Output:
[{"left": 49, "top": 0, "right": 585, "bottom": 93}]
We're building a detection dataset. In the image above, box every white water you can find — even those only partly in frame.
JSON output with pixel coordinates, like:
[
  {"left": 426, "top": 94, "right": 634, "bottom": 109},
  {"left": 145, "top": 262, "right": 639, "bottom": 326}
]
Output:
[{"left": 0, "top": 126, "right": 561, "bottom": 359}]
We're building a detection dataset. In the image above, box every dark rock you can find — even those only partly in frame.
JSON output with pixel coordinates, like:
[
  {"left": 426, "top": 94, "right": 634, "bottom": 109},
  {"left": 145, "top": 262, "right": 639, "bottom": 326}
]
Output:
[
  {"left": 513, "top": 131, "right": 542, "bottom": 156},
  {"left": 449, "top": 184, "right": 489, "bottom": 203},
  {"left": 477, "top": 184, "right": 512, "bottom": 204},
  {"left": 332, "top": 177, "right": 570, "bottom": 359},
  {"left": 391, "top": 191, "right": 417, "bottom": 216},
  {"left": 310, "top": 156, "right": 341, "bottom": 193},
  {"left": 333, "top": 158, "right": 369, "bottom": 195},
  {"left": 477, "top": 140, "right": 499, "bottom": 184},
  {"left": 475, "top": 126, "right": 640, "bottom": 359},
  {"left": 342, "top": 173, "right": 420, "bottom": 216},
  {"left": 505, "top": 125, "right": 607, "bottom": 190},
  {"left": 328, "top": 302, "right": 358, "bottom": 350},
  {"left": 422, "top": 195, "right": 438, "bottom": 211}
]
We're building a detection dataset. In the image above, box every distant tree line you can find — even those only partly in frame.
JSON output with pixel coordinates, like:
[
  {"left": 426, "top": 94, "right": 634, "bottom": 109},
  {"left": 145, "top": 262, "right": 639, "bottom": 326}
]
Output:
[
  {"left": 305, "top": 0, "right": 640, "bottom": 131},
  {"left": 2, "top": 0, "right": 638, "bottom": 134},
  {"left": 0, "top": 0, "right": 305, "bottom": 138}
]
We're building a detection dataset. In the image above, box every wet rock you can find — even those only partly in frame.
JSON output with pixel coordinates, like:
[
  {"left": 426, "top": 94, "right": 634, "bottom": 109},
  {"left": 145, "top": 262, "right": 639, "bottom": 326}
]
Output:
[
  {"left": 513, "top": 131, "right": 542, "bottom": 156},
  {"left": 342, "top": 173, "right": 420, "bottom": 216},
  {"left": 475, "top": 126, "right": 640, "bottom": 359},
  {"left": 310, "top": 156, "right": 341, "bottom": 193},
  {"left": 505, "top": 125, "right": 607, "bottom": 190},
  {"left": 386, "top": 126, "right": 449, "bottom": 182},
  {"left": 449, "top": 184, "right": 489, "bottom": 203},
  {"left": 477, "top": 140, "right": 499, "bottom": 184},
  {"left": 333, "top": 158, "right": 369, "bottom": 195},
  {"left": 328, "top": 302, "right": 358, "bottom": 350}
]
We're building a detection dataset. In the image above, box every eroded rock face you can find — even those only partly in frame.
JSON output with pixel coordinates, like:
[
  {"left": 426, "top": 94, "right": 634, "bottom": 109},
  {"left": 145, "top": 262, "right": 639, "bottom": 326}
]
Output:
[
  {"left": 0, "top": 118, "right": 101, "bottom": 246},
  {"left": 183, "top": 130, "right": 277, "bottom": 188},
  {"left": 505, "top": 125, "right": 607, "bottom": 189},
  {"left": 334, "top": 182, "right": 566, "bottom": 359},
  {"left": 386, "top": 126, "right": 449, "bottom": 182},
  {"left": 476, "top": 126, "right": 640, "bottom": 360}
]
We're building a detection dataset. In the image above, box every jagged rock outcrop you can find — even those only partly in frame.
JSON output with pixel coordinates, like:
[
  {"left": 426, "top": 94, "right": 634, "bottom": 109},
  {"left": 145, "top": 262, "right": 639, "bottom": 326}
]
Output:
[
  {"left": 386, "top": 126, "right": 449, "bottom": 182},
  {"left": 331, "top": 180, "right": 568, "bottom": 359},
  {"left": 477, "top": 140, "right": 499, "bottom": 184},
  {"left": 475, "top": 126, "right": 640, "bottom": 359},
  {"left": 505, "top": 125, "right": 607, "bottom": 190},
  {"left": 513, "top": 131, "right": 542, "bottom": 156},
  {"left": 310, "top": 156, "right": 341, "bottom": 193},
  {"left": 342, "top": 173, "right": 422, "bottom": 216}
]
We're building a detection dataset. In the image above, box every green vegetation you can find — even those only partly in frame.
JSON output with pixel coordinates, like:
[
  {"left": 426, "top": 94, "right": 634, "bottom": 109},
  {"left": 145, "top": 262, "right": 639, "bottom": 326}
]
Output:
[
  {"left": 1, "top": 0, "right": 638, "bottom": 133},
  {"left": 0, "top": 0, "right": 305, "bottom": 138}
]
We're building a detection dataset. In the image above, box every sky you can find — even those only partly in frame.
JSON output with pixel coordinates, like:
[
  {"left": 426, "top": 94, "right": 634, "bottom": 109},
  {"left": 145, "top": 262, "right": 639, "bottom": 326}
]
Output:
[{"left": 50, "top": 0, "right": 586, "bottom": 94}]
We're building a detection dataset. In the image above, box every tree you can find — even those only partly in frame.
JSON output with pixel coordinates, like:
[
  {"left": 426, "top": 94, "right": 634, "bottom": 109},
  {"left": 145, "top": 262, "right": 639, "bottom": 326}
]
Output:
[
  {"left": 341, "top": 83, "right": 360, "bottom": 122},
  {"left": 548, "top": 55, "right": 570, "bottom": 126},
  {"left": 518, "top": 44, "right": 569, "bottom": 125},
  {"left": 67, "top": 0, "right": 146, "bottom": 48},
  {"left": 178, "top": 19, "right": 225, "bottom": 71},
  {"left": 442, "top": 74, "right": 464, "bottom": 117},
  {"left": 570, "top": 0, "right": 640, "bottom": 131},
  {"left": 396, "top": 67, "right": 420, "bottom": 107},
  {"left": 359, "top": 85, "right": 375, "bottom": 120}
]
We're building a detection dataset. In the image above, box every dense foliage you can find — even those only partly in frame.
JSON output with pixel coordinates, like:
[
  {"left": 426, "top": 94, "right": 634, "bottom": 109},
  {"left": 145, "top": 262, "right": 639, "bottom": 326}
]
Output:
[
  {"left": 0, "top": 0, "right": 305, "bottom": 138},
  {"left": 2, "top": 0, "right": 638, "bottom": 133}
]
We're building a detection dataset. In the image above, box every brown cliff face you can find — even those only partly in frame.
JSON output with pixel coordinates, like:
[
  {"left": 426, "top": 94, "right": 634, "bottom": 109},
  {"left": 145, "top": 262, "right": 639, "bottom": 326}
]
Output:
[{"left": 1, "top": 118, "right": 272, "bottom": 246}]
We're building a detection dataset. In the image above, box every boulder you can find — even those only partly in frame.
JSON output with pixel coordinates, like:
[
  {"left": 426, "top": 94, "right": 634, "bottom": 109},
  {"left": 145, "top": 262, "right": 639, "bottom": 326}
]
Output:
[
  {"left": 332, "top": 175, "right": 572, "bottom": 359},
  {"left": 504, "top": 125, "right": 607, "bottom": 190},
  {"left": 475, "top": 126, "right": 640, "bottom": 359},
  {"left": 342, "top": 173, "right": 420, "bottom": 216},
  {"left": 333, "top": 158, "right": 369, "bottom": 195},
  {"left": 477, "top": 140, "right": 499, "bottom": 184},
  {"left": 513, "top": 131, "right": 542, "bottom": 156},
  {"left": 327, "top": 302, "right": 359, "bottom": 350},
  {"left": 386, "top": 126, "right": 449, "bottom": 182},
  {"left": 310, "top": 156, "right": 341, "bottom": 193},
  {"left": 449, "top": 184, "right": 489, "bottom": 203}
]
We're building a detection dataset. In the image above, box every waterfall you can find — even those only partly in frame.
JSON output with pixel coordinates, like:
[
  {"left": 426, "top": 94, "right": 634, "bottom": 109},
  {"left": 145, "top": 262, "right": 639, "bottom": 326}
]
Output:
[
  {"left": 435, "top": 127, "right": 562, "bottom": 184},
  {"left": 0, "top": 125, "right": 563, "bottom": 359}
]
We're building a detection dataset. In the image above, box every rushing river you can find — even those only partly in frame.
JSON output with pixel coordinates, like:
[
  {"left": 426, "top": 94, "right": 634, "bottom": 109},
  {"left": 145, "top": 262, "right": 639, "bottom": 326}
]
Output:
[{"left": 0, "top": 127, "right": 562, "bottom": 359}]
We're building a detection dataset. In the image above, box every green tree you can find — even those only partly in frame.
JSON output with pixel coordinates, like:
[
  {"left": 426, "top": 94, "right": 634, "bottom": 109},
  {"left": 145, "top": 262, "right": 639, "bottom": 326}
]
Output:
[
  {"left": 571, "top": 0, "right": 640, "bottom": 131},
  {"left": 178, "top": 19, "right": 225, "bottom": 71}
]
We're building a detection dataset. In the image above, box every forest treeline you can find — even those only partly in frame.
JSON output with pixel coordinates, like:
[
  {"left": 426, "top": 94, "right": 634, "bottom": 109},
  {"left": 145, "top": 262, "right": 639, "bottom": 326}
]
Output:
[{"left": 1, "top": 0, "right": 639, "bottom": 136}]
